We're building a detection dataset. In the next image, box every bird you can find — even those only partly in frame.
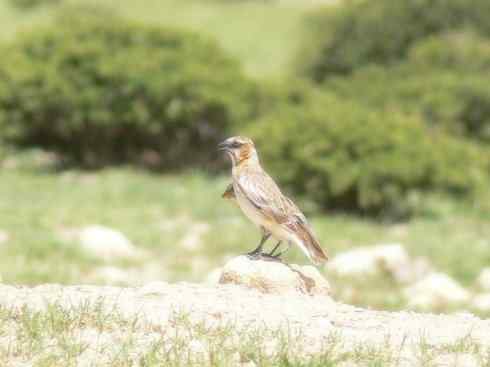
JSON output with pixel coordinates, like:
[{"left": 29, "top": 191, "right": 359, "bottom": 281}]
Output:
[{"left": 218, "top": 136, "right": 328, "bottom": 265}]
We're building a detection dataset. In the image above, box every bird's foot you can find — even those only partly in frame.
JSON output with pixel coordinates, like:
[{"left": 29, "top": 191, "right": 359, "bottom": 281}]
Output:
[
  {"left": 245, "top": 249, "right": 262, "bottom": 259},
  {"left": 256, "top": 253, "right": 283, "bottom": 262}
]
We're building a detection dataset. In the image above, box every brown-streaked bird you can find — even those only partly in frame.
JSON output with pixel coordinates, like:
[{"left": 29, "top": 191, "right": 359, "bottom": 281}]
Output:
[{"left": 218, "top": 136, "right": 328, "bottom": 265}]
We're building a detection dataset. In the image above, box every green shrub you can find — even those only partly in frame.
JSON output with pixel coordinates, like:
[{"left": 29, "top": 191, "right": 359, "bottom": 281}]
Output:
[
  {"left": 301, "top": 0, "right": 490, "bottom": 80},
  {"left": 0, "top": 14, "right": 258, "bottom": 168},
  {"left": 408, "top": 31, "right": 490, "bottom": 72},
  {"left": 324, "top": 62, "right": 490, "bottom": 144},
  {"left": 247, "top": 91, "right": 486, "bottom": 216},
  {"left": 8, "top": 0, "right": 61, "bottom": 9}
]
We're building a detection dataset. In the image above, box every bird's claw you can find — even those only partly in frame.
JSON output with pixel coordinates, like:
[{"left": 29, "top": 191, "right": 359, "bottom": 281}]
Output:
[{"left": 245, "top": 250, "right": 262, "bottom": 259}]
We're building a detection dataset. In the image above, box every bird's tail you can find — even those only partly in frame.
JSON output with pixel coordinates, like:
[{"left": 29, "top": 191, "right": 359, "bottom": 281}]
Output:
[{"left": 291, "top": 222, "right": 328, "bottom": 265}]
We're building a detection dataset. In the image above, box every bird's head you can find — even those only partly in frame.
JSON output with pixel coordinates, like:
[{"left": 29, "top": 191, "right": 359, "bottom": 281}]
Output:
[{"left": 218, "top": 136, "right": 258, "bottom": 167}]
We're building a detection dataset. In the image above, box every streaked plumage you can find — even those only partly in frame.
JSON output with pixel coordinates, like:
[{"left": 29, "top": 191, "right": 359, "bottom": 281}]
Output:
[
  {"left": 218, "top": 136, "right": 328, "bottom": 265},
  {"left": 222, "top": 183, "right": 235, "bottom": 200}
]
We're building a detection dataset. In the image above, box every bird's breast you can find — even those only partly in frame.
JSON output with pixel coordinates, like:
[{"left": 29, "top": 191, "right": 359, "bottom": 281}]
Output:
[
  {"left": 234, "top": 184, "right": 267, "bottom": 227},
  {"left": 233, "top": 184, "right": 296, "bottom": 242}
]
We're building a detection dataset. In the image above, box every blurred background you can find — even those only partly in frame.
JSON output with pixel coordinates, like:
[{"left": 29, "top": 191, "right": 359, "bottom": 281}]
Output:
[{"left": 1, "top": 0, "right": 490, "bottom": 316}]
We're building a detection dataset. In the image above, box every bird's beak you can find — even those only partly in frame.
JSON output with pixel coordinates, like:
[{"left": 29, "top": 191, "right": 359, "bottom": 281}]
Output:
[{"left": 217, "top": 141, "right": 229, "bottom": 152}]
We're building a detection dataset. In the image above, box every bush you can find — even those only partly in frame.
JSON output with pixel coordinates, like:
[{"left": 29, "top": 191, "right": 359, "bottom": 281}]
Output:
[
  {"left": 247, "top": 91, "right": 486, "bottom": 216},
  {"left": 324, "top": 62, "right": 490, "bottom": 144},
  {"left": 408, "top": 31, "right": 490, "bottom": 72},
  {"left": 9, "top": 0, "right": 61, "bottom": 10},
  {"left": 0, "top": 14, "right": 258, "bottom": 168},
  {"left": 301, "top": 0, "right": 490, "bottom": 81}
]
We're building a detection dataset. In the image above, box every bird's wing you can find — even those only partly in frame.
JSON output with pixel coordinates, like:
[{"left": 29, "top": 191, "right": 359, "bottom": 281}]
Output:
[
  {"left": 222, "top": 183, "right": 235, "bottom": 199},
  {"left": 284, "top": 196, "right": 307, "bottom": 223},
  {"left": 283, "top": 196, "right": 329, "bottom": 263},
  {"left": 235, "top": 171, "right": 290, "bottom": 223},
  {"left": 236, "top": 171, "right": 328, "bottom": 263}
]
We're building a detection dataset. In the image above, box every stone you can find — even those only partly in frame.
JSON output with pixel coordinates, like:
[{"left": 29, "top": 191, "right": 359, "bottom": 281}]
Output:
[
  {"left": 79, "top": 225, "right": 141, "bottom": 260},
  {"left": 219, "top": 256, "right": 330, "bottom": 296},
  {"left": 327, "top": 244, "right": 425, "bottom": 284},
  {"left": 138, "top": 281, "right": 169, "bottom": 296},
  {"left": 472, "top": 293, "right": 490, "bottom": 312},
  {"left": 205, "top": 268, "right": 223, "bottom": 284},
  {"left": 476, "top": 268, "right": 490, "bottom": 292},
  {"left": 92, "top": 266, "right": 131, "bottom": 285},
  {"left": 393, "top": 256, "right": 432, "bottom": 284},
  {"left": 404, "top": 273, "right": 470, "bottom": 310},
  {"left": 431, "top": 353, "right": 480, "bottom": 367},
  {"left": 0, "top": 283, "right": 489, "bottom": 364},
  {"left": 179, "top": 222, "right": 210, "bottom": 251}
]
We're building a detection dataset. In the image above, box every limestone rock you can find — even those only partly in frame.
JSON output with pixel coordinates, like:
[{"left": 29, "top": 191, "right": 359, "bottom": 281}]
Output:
[
  {"left": 92, "top": 266, "right": 130, "bottom": 285},
  {"left": 205, "top": 268, "right": 223, "bottom": 285},
  {"left": 472, "top": 293, "right": 490, "bottom": 313},
  {"left": 0, "top": 283, "right": 490, "bottom": 365},
  {"left": 79, "top": 225, "right": 142, "bottom": 260},
  {"left": 179, "top": 222, "right": 210, "bottom": 251},
  {"left": 404, "top": 273, "right": 470, "bottom": 310},
  {"left": 91, "top": 264, "right": 166, "bottom": 287},
  {"left": 431, "top": 353, "right": 480, "bottom": 367},
  {"left": 476, "top": 268, "right": 490, "bottom": 292},
  {"left": 138, "top": 281, "right": 169, "bottom": 296},
  {"left": 327, "top": 244, "right": 427, "bottom": 284},
  {"left": 219, "top": 256, "right": 330, "bottom": 296}
]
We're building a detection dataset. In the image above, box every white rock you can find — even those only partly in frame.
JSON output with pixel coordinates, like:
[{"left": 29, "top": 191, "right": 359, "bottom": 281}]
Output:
[
  {"left": 290, "top": 264, "right": 331, "bottom": 296},
  {"left": 205, "top": 268, "right": 222, "bottom": 284},
  {"left": 179, "top": 222, "right": 210, "bottom": 251},
  {"left": 219, "top": 256, "right": 330, "bottom": 296},
  {"left": 79, "top": 225, "right": 141, "bottom": 260},
  {"left": 431, "top": 353, "right": 480, "bottom": 367},
  {"left": 0, "top": 230, "right": 9, "bottom": 245},
  {"left": 327, "top": 244, "right": 421, "bottom": 283},
  {"left": 472, "top": 293, "right": 490, "bottom": 312},
  {"left": 394, "top": 256, "right": 432, "bottom": 284},
  {"left": 476, "top": 268, "right": 490, "bottom": 292},
  {"left": 91, "top": 262, "right": 165, "bottom": 287},
  {"left": 138, "top": 281, "right": 169, "bottom": 296},
  {"left": 404, "top": 273, "right": 470, "bottom": 310},
  {"left": 92, "top": 266, "right": 131, "bottom": 285}
]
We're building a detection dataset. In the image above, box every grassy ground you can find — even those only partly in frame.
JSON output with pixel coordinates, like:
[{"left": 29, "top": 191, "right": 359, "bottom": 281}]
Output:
[
  {"left": 0, "top": 0, "right": 314, "bottom": 79},
  {"left": 2, "top": 2, "right": 490, "bottom": 365},
  {"left": 0, "top": 300, "right": 488, "bottom": 367},
  {"left": 2, "top": 150, "right": 490, "bottom": 316},
  {"left": 1, "top": 0, "right": 490, "bottom": 316}
]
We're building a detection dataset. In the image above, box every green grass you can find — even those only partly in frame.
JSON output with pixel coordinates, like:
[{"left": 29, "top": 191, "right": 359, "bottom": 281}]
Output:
[
  {"left": 0, "top": 0, "right": 53, "bottom": 41},
  {"left": 2, "top": 150, "right": 490, "bottom": 316},
  {"left": 1, "top": 301, "right": 488, "bottom": 367},
  {"left": 0, "top": 0, "right": 315, "bottom": 79}
]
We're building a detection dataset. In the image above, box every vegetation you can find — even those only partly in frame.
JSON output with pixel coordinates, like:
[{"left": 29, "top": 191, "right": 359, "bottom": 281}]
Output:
[
  {"left": 0, "top": 0, "right": 489, "bottom": 328},
  {"left": 8, "top": 0, "right": 60, "bottom": 10},
  {"left": 301, "top": 0, "right": 490, "bottom": 80},
  {"left": 1, "top": 153, "right": 490, "bottom": 308},
  {"left": 0, "top": 12, "right": 258, "bottom": 168},
  {"left": 249, "top": 88, "right": 487, "bottom": 216},
  {"left": 1, "top": 303, "right": 487, "bottom": 367}
]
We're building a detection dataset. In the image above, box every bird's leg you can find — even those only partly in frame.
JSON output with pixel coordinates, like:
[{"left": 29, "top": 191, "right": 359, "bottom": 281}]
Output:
[
  {"left": 246, "top": 231, "right": 270, "bottom": 258},
  {"left": 271, "top": 241, "right": 291, "bottom": 259},
  {"left": 267, "top": 241, "right": 282, "bottom": 257}
]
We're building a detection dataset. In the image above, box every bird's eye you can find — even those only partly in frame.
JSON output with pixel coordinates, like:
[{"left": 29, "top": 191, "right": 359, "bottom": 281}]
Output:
[{"left": 230, "top": 142, "right": 242, "bottom": 149}]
